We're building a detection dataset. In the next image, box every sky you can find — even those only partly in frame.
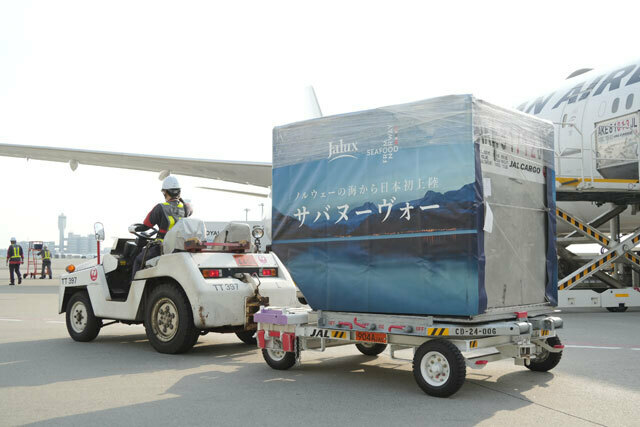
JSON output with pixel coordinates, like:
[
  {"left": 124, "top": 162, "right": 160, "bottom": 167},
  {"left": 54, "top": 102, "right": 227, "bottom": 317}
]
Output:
[{"left": 1, "top": 0, "right": 640, "bottom": 249}]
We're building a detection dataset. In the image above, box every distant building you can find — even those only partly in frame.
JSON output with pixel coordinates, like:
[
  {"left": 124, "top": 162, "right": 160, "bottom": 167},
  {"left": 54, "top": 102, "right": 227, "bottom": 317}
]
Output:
[
  {"left": 58, "top": 213, "right": 66, "bottom": 253},
  {"left": 53, "top": 213, "right": 97, "bottom": 257},
  {"left": 66, "top": 233, "right": 96, "bottom": 256},
  {"left": 43, "top": 241, "right": 56, "bottom": 251}
]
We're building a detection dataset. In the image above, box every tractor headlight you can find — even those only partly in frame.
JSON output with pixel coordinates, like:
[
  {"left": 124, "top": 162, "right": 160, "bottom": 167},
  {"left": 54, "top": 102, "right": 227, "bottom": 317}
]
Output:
[{"left": 252, "top": 226, "right": 264, "bottom": 239}]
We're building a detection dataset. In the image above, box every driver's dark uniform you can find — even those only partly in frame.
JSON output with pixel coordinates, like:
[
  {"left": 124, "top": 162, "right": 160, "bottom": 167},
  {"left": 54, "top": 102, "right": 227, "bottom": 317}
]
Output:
[{"left": 131, "top": 199, "right": 192, "bottom": 281}]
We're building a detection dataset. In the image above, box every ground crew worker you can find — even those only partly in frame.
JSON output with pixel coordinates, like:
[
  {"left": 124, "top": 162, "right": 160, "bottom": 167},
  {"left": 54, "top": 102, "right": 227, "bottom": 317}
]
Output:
[
  {"left": 6, "top": 237, "right": 24, "bottom": 286},
  {"left": 131, "top": 176, "right": 193, "bottom": 281},
  {"left": 39, "top": 246, "right": 52, "bottom": 279}
]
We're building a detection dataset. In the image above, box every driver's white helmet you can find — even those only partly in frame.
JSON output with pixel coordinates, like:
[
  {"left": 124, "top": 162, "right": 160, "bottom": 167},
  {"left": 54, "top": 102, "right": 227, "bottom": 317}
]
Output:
[{"left": 162, "top": 176, "right": 180, "bottom": 190}]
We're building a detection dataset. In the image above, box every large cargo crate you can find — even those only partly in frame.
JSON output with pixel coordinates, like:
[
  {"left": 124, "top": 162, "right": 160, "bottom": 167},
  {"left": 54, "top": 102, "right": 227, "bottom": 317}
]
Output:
[{"left": 272, "top": 95, "right": 556, "bottom": 317}]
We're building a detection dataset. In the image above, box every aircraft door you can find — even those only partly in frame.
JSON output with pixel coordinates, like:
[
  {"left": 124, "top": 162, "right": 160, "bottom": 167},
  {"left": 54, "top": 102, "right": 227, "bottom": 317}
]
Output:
[{"left": 556, "top": 98, "right": 590, "bottom": 179}]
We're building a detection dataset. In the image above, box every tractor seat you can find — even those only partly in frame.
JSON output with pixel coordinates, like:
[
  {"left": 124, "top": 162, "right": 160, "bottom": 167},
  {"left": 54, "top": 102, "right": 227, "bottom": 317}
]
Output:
[
  {"left": 163, "top": 218, "right": 207, "bottom": 254},
  {"left": 212, "top": 222, "right": 252, "bottom": 252}
]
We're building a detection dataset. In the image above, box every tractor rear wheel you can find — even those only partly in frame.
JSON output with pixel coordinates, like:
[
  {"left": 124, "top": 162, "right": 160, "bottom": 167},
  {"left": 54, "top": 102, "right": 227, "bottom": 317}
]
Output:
[{"left": 144, "top": 283, "right": 198, "bottom": 354}]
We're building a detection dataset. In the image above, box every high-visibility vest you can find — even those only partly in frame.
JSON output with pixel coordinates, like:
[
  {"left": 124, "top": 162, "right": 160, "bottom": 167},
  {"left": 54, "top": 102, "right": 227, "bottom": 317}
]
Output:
[
  {"left": 161, "top": 202, "right": 185, "bottom": 232},
  {"left": 43, "top": 250, "right": 51, "bottom": 260},
  {"left": 10, "top": 245, "right": 21, "bottom": 259}
]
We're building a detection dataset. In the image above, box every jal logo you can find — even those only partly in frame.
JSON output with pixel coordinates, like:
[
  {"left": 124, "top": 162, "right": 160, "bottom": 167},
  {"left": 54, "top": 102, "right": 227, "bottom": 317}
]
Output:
[
  {"left": 257, "top": 255, "right": 268, "bottom": 264},
  {"left": 328, "top": 139, "right": 358, "bottom": 162},
  {"left": 90, "top": 268, "right": 98, "bottom": 281}
]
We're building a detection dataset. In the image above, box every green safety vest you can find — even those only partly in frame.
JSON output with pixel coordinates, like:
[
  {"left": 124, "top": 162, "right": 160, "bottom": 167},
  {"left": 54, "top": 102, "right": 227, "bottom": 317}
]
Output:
[
  {"left": 10, "top": 245, "right": 21, "bottom": 259},
  {"left": 43, "top": 250, "right": 51, "bottom": 260}
]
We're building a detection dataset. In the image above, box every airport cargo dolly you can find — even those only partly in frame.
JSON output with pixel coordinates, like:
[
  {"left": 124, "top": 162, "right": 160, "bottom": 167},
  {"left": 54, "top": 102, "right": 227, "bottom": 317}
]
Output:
[
  {"left": 255, "top": 305, "right": 564, "bottom": 398},
  {"left": 265, "top": 95, "right": 562, "bottom": 397}
]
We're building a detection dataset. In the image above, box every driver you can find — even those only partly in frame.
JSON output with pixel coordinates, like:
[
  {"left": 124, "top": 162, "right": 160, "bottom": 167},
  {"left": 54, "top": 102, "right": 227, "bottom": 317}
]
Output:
[{"left": 131, "top": 176, "right": 193, "bottom": 280}]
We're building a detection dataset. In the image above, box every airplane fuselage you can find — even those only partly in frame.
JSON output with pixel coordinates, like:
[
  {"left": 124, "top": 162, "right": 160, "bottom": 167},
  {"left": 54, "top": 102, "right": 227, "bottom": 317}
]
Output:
[{"left": 517, "top": 60, "right": 640, "bottom": 233}]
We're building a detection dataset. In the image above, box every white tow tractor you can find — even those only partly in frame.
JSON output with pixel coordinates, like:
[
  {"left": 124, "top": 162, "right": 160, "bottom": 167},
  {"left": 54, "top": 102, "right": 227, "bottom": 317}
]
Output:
[{"left": 59, "top": 219, "right": 300, "bottom": 354}]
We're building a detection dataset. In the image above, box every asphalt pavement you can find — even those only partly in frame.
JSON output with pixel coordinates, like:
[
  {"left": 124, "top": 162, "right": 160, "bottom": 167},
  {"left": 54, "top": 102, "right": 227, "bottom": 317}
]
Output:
[{"left": 0, "top": 278, "right": 639, "bottom": 426}]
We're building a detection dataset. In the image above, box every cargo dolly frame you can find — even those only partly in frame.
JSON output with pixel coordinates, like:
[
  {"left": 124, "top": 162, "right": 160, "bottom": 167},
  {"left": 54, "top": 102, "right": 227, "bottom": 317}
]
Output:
[{"left": 254, "top": 307, "right": 564, "bottom": 398}]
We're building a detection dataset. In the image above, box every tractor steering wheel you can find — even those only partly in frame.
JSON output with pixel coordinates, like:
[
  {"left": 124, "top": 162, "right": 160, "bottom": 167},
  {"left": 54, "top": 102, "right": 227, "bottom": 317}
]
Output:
[{"left": 128, "top": 223, "right": 158, "bottom": 240}]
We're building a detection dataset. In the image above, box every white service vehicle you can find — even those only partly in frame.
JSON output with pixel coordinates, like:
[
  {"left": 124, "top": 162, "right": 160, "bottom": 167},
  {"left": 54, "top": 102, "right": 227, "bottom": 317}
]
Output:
[{"left": 59, "top": 219, "right": 300, "bottom": 354}]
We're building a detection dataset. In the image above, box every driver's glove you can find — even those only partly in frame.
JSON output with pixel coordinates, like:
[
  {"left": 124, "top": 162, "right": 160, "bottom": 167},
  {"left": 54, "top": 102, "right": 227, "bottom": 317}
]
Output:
[{"left": 129, "top": 224, "right": 150, "bottom": 233}]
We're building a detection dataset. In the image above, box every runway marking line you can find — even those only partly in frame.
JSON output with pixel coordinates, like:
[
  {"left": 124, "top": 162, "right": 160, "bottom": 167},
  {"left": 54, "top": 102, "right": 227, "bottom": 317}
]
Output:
[
  {"left": 565, "top": 345, "right": 622, "bottom": 350},
  {"left": 0, "top": 318, "right": 22, "bottom": 322},
  {"left": 0, "top": 360, "right": 24, "bottom": 366}
]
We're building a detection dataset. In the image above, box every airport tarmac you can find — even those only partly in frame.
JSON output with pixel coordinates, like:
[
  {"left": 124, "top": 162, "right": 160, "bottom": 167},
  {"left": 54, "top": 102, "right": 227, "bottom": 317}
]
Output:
[{"left": 0, "top": 278, "right": 638, "bottom": 426}]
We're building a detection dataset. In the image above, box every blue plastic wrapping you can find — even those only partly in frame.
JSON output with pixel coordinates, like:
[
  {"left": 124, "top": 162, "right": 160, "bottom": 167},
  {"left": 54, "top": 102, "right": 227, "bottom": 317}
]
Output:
[{"left": 272, "top": 95, "right": 556, "bottom": 316}]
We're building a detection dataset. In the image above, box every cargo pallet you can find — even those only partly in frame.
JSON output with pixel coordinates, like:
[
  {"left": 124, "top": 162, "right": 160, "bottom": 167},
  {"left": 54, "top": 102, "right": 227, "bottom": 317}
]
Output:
[{"left": 255, "top": 306, "right": 564, "bottom": 398}]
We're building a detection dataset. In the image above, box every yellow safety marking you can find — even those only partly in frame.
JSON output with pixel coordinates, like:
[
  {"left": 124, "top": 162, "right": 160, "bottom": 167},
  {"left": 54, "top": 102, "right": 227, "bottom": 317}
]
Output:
[
  {"left": 559, "top": 252, "right": 616, "bottom": 290},
  {"left": 556, "top": 208, "right": 610, "bottom": 246},
  {"left": 615, "top": 293, "right": 629, "bottom": 298},
  {"left": 556, "top": 207, "right": 640, "bottom": 291},
  {"left": 330, "top": 330, "right": 348, "bottom": 339},
  {"left": 427, "top": 328, "right": 449, "bottom": 336},
  {"left": 556, "top": 177, "right": 639, "bottom": 186},
  {"left": 469, "top": 340, "right": 478, "bottom": 349},
  {"left": 556, "top": 208, "right": 640, "bottom": 269},
  {"left": 540, "top": 330, "right": 550, "bottom": 336},
  {"left": 623, "top": 237, "right": 640, "bottom": 268},
  {"left": 625, "top": 253, "right": 640, "bottom": 266}
]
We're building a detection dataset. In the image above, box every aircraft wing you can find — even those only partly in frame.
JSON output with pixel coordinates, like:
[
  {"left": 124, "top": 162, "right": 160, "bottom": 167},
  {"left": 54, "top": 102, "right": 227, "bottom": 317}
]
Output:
[{"left": 0, "top": 143, "right": 272, "bottom": 187}]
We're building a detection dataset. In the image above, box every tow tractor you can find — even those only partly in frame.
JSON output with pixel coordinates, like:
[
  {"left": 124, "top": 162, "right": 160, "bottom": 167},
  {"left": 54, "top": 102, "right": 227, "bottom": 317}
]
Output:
[
  {"left": 59, "top": 219, "right": 300, "bottom": 354},
  {"left": 255, "top": 306, "right": 564, "bottom": 398}
]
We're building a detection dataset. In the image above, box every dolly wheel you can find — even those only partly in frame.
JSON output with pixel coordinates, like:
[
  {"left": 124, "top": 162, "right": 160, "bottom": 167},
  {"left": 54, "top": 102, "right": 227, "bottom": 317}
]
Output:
[
  {"left": 413, "top": 340, "right": 466, "bottom": 398},
  {"left": 262, "top": 347, "right": 297, "bottom": 370},
  {"left": 355, "top": 342, "right": 387, "bottom": 356},
  {"left": 527, "top": 336, "right": 563, "bottom": 372},
  {"left": 606, "top": 306, "right": 628, "bottom": 313}
]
